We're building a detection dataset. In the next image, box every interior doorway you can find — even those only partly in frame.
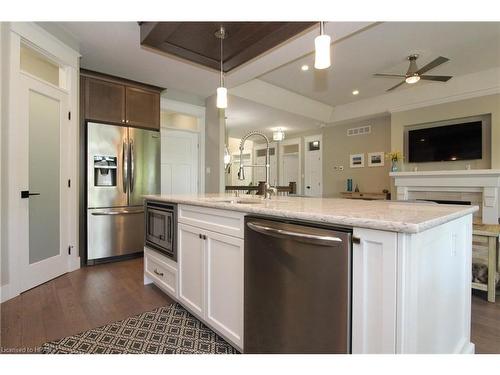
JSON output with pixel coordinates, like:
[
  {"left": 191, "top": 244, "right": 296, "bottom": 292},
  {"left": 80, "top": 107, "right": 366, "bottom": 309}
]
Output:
[
  {"left": 279, "top": 138, "right": 302, "bottom": 194},
  {"left": 304, "top": 134, "right": 323, "bottom": 197}
]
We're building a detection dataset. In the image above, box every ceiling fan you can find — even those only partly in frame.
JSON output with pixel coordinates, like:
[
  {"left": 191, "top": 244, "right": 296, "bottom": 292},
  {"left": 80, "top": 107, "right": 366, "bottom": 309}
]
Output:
[{"left": 374, "top": 54, "right": 452, "bottom": 91}]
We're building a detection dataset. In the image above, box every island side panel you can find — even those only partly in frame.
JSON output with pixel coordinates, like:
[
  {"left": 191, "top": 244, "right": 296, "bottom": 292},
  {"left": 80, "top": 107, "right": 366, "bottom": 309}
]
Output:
[
  {"left": 352, "top": 228, "right": 398, "bottom": 354},
  {"left": 396, "top": 214, "right": 473, "bottom": 354}
]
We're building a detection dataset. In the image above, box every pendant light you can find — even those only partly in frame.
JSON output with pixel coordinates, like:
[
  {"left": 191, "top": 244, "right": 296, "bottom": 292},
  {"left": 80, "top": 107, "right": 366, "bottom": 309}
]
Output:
[
  {"left": 273, "top": 128, "right": 286, "bottom": 142},
  {"left": 215, "top": 26, "right": 228, "bottom": 109},
  {"left": 314, "top": 21, "right": 331, "bottom": 70}
]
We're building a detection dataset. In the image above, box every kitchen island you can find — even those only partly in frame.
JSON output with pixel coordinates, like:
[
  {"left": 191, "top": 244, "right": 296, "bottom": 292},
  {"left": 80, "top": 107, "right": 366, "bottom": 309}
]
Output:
[{"left": 142, "top": 193, "right": 478, "bottom": 354}]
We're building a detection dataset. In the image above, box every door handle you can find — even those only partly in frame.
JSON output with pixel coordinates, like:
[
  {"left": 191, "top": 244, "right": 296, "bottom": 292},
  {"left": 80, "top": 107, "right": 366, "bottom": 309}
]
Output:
[
  {"left": 21, "top": 190, "right": 41, "bottom": 199},
  {"left": 247, "top": 221, "right": 343, "bottom": 246},
  {"left": 122, "top": 140, "right": 128, "bottom": 193},
  {"left": 130, "top": 140, "right": 135, "bottom": 193},
  {"left": 153, "top": 269, "right": 164, "bottom": 277}
]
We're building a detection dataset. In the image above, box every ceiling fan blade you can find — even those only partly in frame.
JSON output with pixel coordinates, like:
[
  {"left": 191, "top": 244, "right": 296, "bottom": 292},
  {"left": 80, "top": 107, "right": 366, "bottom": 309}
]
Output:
[
  {"left": 416, "top": 56, "right": 449, "bottom": 75},
  {"left": 387, "top": 81, "right": 406, "bottom": 91},
  {"left": 419, "top": 75, "right": 453, "bottom": 82},
  {"left": 373, "top": 73, "right": 406, "bottom": 78}
]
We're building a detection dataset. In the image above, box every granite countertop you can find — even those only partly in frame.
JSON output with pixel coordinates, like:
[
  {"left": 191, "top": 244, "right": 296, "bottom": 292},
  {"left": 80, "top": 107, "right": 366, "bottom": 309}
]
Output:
[{"left": 144, "top": 193, "right": 478, "bottom": 234}]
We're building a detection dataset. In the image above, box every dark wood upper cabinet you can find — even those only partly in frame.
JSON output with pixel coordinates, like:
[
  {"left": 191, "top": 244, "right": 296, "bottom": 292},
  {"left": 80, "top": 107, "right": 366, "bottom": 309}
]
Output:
[
  {"left": 81, "top": 69, "right": 163, "bottom": 130},
  {"left": 125, "top": 87, "right": 160, "bottom": 129},
  {"left": 85, "top": 78, "right": 126, "bottom": 124}
]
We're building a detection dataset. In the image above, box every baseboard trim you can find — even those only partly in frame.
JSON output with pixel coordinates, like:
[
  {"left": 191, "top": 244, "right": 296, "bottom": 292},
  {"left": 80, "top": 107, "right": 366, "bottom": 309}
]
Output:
[
  {"left": 459, "top": 341, "right": 475, "bottom": 354},
  {"left": 0, "top": 283, "right": 19, "bottom": 303}
]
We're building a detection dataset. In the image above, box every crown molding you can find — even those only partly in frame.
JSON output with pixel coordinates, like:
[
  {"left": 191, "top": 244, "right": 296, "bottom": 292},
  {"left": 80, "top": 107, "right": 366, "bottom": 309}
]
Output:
[{"left": 388, "top": 86, "right": 500, "bottom": 113}]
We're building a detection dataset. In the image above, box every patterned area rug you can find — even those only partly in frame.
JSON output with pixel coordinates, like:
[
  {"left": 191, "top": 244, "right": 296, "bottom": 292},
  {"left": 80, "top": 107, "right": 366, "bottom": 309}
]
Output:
[{"left": 42, "top": 303, "right": 238, "bottom": 354}]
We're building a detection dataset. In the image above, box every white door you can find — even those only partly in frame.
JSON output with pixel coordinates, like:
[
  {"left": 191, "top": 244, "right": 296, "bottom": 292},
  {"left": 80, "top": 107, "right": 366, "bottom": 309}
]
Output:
[
  {"left": 253, "top": 143, "right": 278, "bottom": 186},
  {"left": 19, "top": 74, "right": 70, "bottom": 291},
  {"left": 279, "top": 139, "right": 302, "bottom": 194},
  {"left": 161, "top": 130, "right": 198, "bottom": 194},
  {"left": 178, "top": 223, "right": 205, "bottom": 319},
  {"left": 205, "top": 231, "right": 244, "bottom": 348},
  {"left": 304, "top": 135, "right": 323, "bottom": 197}
]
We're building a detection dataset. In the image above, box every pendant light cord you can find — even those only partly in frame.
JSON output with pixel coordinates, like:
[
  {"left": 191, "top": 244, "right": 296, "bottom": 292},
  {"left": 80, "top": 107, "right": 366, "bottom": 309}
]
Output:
[{"left": 219, "top": 27, "right": 224, "bottom": 87}]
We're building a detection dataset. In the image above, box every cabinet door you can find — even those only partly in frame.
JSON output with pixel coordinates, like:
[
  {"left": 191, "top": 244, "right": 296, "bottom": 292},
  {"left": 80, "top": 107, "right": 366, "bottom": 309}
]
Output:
[
  {"left": 125, "top": 86, "right": 160, "bottom": 130},
  {"left": 352, "top": 227, "right": 397, "bottom": 354},
  {"left": 85, "top": 78, "right": 125, "bottom": 124},
  {"left": 178, "top": 223, "right": 205, "bottom": 319},
  {"left": 205, "top": 231, "right": 244, "bottom": 349}
]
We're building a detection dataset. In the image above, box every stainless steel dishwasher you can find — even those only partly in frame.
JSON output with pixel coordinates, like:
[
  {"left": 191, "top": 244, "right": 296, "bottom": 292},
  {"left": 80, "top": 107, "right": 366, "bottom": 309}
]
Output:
[{"left": 244, "top": 216, "right": 352, "bottom": 354}]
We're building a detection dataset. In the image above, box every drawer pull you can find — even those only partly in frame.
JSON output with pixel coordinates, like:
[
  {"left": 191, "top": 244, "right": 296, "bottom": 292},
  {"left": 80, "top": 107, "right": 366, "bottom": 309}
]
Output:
[{"left": 153, "top": 268, "right": 164, "bottom": 277}]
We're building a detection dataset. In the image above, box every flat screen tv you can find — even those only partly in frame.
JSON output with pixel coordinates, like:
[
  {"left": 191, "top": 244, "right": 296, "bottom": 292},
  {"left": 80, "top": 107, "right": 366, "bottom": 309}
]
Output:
[{"left": 408, "top": 121, "right": 482, "bottom": 163}]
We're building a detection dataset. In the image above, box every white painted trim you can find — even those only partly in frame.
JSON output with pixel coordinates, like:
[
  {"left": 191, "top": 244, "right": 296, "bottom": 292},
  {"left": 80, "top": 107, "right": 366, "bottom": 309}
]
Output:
[
  {"left": 279, "top": 137, "right": 303, "bottom": 194},
  {"left": 391, "top": 169, "right": 500, "bottom": 177},
  {"left": 4, "top": 25, "right": 79, "bottom": 302},
  {"left": 304, "top": 134, "right": 323, "bottom": 197},
  {"left": 0, "top": 283, "right": 14, "bottom": 303},
  {"left": 10, "top": 22, "right": 80, "bottom": 68},
  {"left": 161, "top": 97, "right": 206, "bottom": 193},
  {"left": 389, "top": 86, "right": 500, "bottom": 113},
  {"left": 230, "top": 79, "right": 333, "bottom": 123},
  {"left": 328, "top": 67, "right": 500, "bottom": 125}
]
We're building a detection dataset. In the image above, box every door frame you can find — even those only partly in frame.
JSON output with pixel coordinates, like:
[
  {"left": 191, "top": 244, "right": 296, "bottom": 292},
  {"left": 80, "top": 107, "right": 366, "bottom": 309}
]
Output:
[
  {"left": 253, "top": 142, "right": 278, "bottom": 186},
  {"left": 279, "top": 137, "right": 302, "bottom": 194},
  {"left": 161, "top": 98, "right": 206, "bottom": 193},
  {"left": 2, "top": 23, "right": 80, "bottom": 302},
  {"left": 304, "top": 134, "right": 323, "bottom": 197}
]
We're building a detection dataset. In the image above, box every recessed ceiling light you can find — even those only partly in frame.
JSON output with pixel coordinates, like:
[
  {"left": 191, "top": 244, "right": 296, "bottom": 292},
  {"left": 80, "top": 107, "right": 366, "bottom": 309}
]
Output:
[
  {"left": 352, "top": 90, "right": 359, "bottom": 95},
  {"left": 301, "top": 64, "right": 309, "bottom": 71}
]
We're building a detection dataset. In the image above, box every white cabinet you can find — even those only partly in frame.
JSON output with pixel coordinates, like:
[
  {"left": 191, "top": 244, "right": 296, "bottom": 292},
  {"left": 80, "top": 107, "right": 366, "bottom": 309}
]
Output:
[
  {"left": 351, "top": 228, "right": 398, "bottom": 354},
  {"left": 177, "top": 212, "right": 244, "bottom": 350},
  {"left": 205, "top": 231, "right": 244, "bottom": 348},
  {"left": 178, "top": 223, "right": 205, "bottom": 319},
  {"left": 144, "top": 248, "right": 178, "bottom": 299}
]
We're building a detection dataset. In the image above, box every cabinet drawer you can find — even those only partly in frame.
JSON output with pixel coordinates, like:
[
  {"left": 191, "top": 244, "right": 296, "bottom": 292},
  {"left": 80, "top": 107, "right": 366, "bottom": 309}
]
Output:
[
  {"left": 178, "top": 204, "right": 245, "bottom": 239},
  {"left": 144, "top": 248, "right": 177, "bottom": 298}
]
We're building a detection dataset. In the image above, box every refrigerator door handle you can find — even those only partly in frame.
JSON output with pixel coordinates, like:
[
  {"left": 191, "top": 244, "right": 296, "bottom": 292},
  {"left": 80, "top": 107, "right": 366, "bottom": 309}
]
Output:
[
  {"left": 130, "top": 140, "right": 135, "bottom": 193},
  {"left": 122, "top": 140, "right": 128, "bottom": 193}
]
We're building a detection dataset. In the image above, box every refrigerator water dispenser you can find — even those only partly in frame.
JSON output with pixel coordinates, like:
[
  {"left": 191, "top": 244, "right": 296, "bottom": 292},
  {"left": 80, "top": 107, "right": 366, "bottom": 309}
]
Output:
[{"left": 94, "top": 156, "right": 117, "bottom": 186}]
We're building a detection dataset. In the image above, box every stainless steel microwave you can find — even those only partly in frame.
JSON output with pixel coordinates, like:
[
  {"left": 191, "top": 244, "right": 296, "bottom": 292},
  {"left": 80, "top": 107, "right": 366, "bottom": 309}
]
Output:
[{"left": 145, "top": 201, "right": 177, "bottom": 261}]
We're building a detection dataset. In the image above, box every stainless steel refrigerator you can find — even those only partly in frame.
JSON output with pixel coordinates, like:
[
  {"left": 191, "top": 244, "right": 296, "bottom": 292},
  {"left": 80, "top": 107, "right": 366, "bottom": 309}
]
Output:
[{"left": 87, "top": 122, "right": 160, "bottom": 264}]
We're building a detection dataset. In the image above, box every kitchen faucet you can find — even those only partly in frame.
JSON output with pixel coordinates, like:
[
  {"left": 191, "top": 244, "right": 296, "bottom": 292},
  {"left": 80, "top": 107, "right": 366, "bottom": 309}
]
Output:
[{"left": 237, "top": 131, "right": 277, "bottom": 199}]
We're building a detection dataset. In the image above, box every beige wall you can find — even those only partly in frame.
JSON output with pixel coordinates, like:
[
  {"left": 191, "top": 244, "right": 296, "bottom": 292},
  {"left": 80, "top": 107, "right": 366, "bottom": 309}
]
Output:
[
  {"left": 161, "top": 111, "right": 198, "bottom": 131},
  {"left": 323, "top": 116, "right": 392, "bottom": 197},
  {"left": 391, "top": 94, "right": 500, "bottom": 170},
  {"left": 264, "top": 116, "right": 391, "bottom": 197}
]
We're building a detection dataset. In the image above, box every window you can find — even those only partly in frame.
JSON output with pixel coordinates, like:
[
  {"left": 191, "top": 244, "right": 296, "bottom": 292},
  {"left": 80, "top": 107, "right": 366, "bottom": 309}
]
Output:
[{"left": 20, "top": 43, "right": 60, "bottom": 87}]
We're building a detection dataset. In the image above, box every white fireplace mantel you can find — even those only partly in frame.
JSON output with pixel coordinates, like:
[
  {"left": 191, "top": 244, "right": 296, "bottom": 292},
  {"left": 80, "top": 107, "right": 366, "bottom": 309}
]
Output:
[{"left": 390, "top": 169, "right": 500, "bottom": 224}]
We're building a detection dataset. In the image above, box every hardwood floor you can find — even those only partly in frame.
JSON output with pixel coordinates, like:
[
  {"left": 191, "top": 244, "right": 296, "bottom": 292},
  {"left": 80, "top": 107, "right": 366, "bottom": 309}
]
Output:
[
  {"left": 1, "top": 258, "right": 499, "bottom": 353},
  {"left": 0, "top": 257, "right": 173, "bottom": 351},
  {"left": 471, "top": 291, "right": 500, "bottom": 353}
]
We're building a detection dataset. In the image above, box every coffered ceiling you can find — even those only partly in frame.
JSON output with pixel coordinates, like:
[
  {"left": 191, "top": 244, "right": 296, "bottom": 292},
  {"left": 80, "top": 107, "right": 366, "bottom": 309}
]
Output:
[
  {"left": 54, "top": 21, "right": 500, "bottom": 111},
  {"left": 139, "top": 22, "right": 316, "bottom": 72}
]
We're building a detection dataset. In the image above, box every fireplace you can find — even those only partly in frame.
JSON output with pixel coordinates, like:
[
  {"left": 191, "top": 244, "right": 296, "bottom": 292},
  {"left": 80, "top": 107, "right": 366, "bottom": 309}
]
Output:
[{"left": 391, "top": 169, "right": 500, "bottom": 224}]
